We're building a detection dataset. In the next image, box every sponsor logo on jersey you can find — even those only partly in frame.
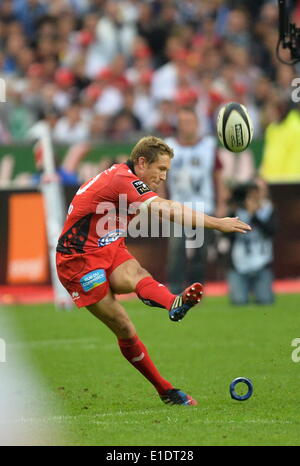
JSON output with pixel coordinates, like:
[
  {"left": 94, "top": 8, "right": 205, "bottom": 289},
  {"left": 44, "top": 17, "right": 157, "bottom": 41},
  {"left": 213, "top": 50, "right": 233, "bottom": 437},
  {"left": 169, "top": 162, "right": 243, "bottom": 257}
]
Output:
[
  {"left": 98, "top": 229, "right": 125, "bottom": 247},
  {"left": 80, "top": 269, "right": 106, "bottom": 292},
  {"left": 132, "top": 180, "right": 151, "bottom": 195}
]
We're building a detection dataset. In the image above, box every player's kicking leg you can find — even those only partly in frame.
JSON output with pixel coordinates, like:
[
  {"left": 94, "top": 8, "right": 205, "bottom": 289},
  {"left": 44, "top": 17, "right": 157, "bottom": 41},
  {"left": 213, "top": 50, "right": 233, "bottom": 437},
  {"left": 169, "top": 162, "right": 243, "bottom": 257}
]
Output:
[{"left": 108, "top": 259, "right": 203, "bottom": 322}]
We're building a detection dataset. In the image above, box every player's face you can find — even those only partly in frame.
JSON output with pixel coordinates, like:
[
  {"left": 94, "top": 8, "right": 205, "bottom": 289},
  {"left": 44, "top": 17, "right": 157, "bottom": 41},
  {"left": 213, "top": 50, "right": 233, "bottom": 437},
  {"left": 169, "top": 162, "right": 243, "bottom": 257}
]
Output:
[{"left": 138, "top": 154, "right": 171, "bottom": 192}]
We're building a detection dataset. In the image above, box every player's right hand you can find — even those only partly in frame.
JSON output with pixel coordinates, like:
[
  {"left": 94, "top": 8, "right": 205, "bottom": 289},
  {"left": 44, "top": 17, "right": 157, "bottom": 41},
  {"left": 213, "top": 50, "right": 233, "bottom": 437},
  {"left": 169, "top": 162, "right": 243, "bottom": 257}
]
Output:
[{"left": 217, "top": 217, "right": 251, "bottom": 234}]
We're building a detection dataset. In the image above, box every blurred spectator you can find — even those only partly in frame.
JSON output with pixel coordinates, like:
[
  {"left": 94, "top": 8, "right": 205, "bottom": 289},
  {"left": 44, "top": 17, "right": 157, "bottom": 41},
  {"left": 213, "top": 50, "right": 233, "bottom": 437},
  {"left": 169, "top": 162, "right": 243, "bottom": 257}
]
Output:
[
  {"left": 89, "top": 114, "right": 109, "bottom": 142},
  {"left": 77, "top": 156, "right": 112, "bottom": 185},
  {"left": 260, "top": 104, "right": 300, "bottom": 182},
  {"left": 227, "top": 0, "right": 265, "bottom": 20},
  {"left": 227, "top": 179, "right": 276, "bottom": 305},
  {"left": 223, "top": 8, "right": 252, "bottom": 48},
  {"left": 147, "top": 99, "right": 177, "bottom": 137},
  {"left": 151, "top": 36, "right": 193, "bottom": 102},
  {"left": 126, "top": 37, "right": 153, "bottom": 84},
  {"left": 0, "top": 120, "right": 11, "bottom": 144},
  {"left": 94, "top": 65, "right": 124, "bottom": 116},
  {"left": 21, "top": 63, "right": 47, "bottom": 119},
  {"left": 14, "top": 0, "right": 48, "bottom": 40},
  {"left": 109, "top": 108, "right": 141, "bottom": 142},
  {"left": 53, "top": 67, "right": 77, "bottom": 112},
  {"left": 33, "top": 139, "right": 91, "bottom": 186},
  {"left": 127, "top": 65, "right": 155, "bottom": 130},
  {"left": 53, "top": 102, "right": 89, "bottom": 144},
  {"left": 218, "top": 147, "right": 256, "bottom": 187},
  {"left": 136, "top": 1, "right": 177, "bottom": 68},
  {"left": 116, "top": 86, "right": 142, "bottom": 127},
  {"left": 79, "top": 82, "right": 102, "bottom": 121},
  {"left": 95, "top": 1, "right": 136, "bottom": 68},
  {"left": 57, "top": 141, "right": 91, "bottom": 185},
  {"left": 83, "top": 11, "right": 106, "bottom": 78},
  {"left": 6, "top": 82, "right": 35, "bottom": 141},
  {"left": 0, "top": 1, "right": 16, "bottom": 25}
]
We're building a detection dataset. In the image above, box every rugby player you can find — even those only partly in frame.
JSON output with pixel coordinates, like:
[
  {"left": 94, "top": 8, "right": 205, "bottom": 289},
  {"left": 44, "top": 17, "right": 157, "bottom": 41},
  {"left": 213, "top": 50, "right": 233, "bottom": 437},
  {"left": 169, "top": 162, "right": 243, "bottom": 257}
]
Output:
[{"left": 56, "top": 136, "right": 251, "bottom": 406}]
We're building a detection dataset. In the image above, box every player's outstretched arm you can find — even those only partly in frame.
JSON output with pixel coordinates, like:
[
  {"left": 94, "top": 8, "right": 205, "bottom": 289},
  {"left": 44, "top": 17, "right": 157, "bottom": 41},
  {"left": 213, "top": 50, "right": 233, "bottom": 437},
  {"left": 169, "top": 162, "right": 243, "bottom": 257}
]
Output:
[
  {"left": 203, "top": 214, "right": 251, "bottom": 234},
  {"left": 149, "top": 197, "right": 251, "bottom": 234}
]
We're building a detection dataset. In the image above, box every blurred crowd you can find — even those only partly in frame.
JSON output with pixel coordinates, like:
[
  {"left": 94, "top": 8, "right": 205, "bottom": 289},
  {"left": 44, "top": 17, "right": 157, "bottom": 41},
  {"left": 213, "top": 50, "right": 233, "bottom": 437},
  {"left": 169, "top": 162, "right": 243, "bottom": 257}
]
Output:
[
  {"left": 3, "top": 0, "right": 298, "bottom": 300},
  {"left": 0, "top": 0, "right": 300, "bottom": 146}
]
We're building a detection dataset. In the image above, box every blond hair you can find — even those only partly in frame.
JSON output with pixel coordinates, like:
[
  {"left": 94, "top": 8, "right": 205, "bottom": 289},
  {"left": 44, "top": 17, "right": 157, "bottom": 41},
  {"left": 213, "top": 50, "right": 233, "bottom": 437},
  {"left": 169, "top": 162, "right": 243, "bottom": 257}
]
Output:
[{"left": 130, "top": 136, "right": 174, "bottom": 164}]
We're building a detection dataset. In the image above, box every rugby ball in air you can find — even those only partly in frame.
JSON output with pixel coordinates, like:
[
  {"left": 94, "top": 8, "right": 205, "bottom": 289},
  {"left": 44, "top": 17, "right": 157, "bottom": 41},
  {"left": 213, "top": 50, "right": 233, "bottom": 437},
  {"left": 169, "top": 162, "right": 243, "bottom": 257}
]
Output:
[{"left": 217, "top": 102, "right": 253, "bottom": 153}]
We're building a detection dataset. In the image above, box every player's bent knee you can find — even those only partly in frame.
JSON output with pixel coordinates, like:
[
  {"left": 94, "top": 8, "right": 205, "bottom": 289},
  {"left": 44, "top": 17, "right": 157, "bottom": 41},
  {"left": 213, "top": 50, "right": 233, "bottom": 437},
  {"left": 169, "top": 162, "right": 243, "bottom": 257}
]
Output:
[
  {"left": 109, "top": 260, "right": 151, "bottom": 294},
  {"left": 122, "top": 262, "right": 151, "bottom": 288},
  {"left": 134, "top": 266, "right": 151, "bottom": 284}
]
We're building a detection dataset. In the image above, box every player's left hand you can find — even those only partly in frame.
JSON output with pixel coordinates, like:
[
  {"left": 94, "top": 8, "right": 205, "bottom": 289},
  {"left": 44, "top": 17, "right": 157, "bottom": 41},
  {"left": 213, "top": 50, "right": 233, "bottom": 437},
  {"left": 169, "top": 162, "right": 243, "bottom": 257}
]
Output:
[{"left": 217, "top": 217, "right": 251, "bottom": 234}]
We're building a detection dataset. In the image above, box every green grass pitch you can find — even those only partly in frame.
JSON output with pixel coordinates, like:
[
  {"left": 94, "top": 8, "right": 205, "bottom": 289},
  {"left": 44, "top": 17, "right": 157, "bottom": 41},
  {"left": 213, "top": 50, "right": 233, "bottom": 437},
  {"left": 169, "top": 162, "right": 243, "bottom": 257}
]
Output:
[{"left": 0, "top": 294, "right": 300, "bottom": 446}]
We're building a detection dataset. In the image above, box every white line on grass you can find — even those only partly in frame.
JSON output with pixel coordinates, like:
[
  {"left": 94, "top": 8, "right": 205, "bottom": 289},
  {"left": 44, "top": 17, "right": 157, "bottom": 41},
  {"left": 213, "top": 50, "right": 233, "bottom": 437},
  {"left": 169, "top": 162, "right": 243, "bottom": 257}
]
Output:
[
  {"left": 0, "top": 410, "right": 294, "bottom": 426},
  {"left": 7, "top": 338, "right": 259, "bottom": 351},
  {"left": 7, "top": 338, "right": 115, "bottom": 350}
]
